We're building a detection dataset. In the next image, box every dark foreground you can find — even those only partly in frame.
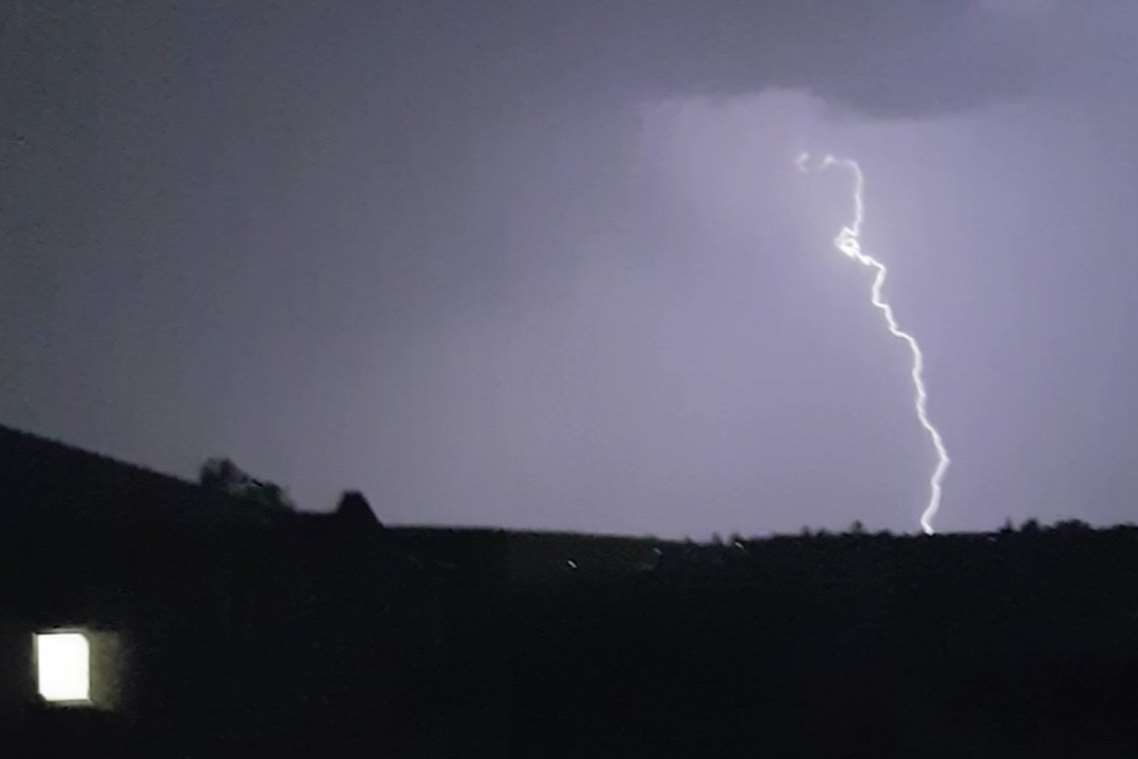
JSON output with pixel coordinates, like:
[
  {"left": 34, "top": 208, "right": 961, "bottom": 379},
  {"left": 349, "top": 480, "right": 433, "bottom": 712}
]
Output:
[{"left": 2, "top": 425, "right": 1136, "bottom": 757}]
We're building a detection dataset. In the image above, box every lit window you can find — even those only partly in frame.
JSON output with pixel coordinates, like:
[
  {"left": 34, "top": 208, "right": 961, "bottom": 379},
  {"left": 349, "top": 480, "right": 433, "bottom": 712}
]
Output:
[{"left": 35, "top": 632, "right": 90, "bottom": 703}]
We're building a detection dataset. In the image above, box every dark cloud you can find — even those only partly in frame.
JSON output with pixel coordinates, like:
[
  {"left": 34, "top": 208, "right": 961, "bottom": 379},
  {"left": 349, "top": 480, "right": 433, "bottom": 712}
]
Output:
[
  {"left": 437, "top": 2, "right": 1044, "bottom": 117},
  {"left": 236, "top": 2, "right": 1047, "bottom": 116}
]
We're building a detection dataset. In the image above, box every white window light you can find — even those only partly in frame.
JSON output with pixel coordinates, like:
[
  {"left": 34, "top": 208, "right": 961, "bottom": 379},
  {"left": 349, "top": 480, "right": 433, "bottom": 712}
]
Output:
[{"left": 35, "top": 632, "right": 91, "bottom": 703}]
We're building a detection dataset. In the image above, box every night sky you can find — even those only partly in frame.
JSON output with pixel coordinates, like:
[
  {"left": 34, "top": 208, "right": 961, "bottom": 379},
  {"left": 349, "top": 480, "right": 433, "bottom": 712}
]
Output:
[{"left": 3, "top": 1, "right": 1136, "bottom": 537}]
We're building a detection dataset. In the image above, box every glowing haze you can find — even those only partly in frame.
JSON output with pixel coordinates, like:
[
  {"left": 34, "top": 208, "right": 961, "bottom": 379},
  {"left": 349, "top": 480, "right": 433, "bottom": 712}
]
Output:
[{"left": 797, "top": 152, "right": 950, "bottom": 535}]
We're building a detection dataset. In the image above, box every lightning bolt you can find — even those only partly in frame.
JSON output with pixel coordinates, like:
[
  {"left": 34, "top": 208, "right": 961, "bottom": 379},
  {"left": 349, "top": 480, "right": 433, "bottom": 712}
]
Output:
[{"left": 797, "top": 152, "right": 949, "bottom": 535}]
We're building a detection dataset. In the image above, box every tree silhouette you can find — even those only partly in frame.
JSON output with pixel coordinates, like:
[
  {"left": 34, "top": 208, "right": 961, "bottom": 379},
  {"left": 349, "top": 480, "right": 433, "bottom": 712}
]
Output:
[
  {"left": 198, "top": 457, "right": 295, "bottom": 511},
  {"left": 1054, "top": 519, "right": 1090, "bottom": 533}
]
